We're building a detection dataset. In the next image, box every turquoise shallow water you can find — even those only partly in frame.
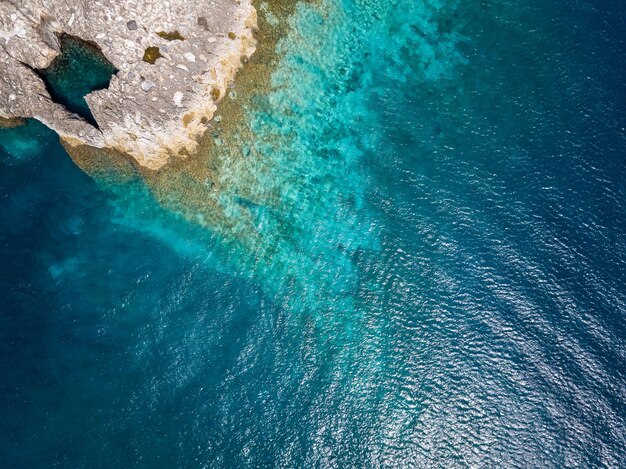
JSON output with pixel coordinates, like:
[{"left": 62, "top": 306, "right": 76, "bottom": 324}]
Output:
[
  {"left": 37, "top": 35, "right": 117, "bottom": 127},
  {"left": 1, "top": 0, "right": 625, "bottom": 466}
]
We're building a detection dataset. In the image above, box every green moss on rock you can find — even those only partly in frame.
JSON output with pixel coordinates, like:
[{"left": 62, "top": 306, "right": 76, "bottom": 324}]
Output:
[
  {"left": 156, "top": 30, "right": 186, "bottom": 41},
  {"left": 143, "top": 47, "right": 163, "bottom": 64}
]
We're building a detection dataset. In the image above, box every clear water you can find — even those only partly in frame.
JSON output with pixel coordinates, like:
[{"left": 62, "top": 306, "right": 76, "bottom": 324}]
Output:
[
  {"left": 1, "top": 0, "right": 625, "bottom": 466},
  {"left": 37, "top": 35, "right": 117, "bottom": 127}
]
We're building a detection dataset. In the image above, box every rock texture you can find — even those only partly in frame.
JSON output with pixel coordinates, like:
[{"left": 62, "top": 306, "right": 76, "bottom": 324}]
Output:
[{"left": 0, "top": 0, "right": 257, "bottom": 170}]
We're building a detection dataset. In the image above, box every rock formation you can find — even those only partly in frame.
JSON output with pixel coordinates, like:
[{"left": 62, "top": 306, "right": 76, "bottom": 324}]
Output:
[{"left": 0, "top": 0, "right": 257, "bottom": 170}]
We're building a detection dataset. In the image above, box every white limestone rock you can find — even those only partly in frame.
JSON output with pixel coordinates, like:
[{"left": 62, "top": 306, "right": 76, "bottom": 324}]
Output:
[{"left": 0, "top": 0, "right": 258, "bottom": 170}]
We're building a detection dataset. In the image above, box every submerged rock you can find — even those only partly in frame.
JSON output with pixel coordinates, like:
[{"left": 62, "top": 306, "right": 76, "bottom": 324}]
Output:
[{"left": 0, "top": 0, "right": 257, "bottom": 170}]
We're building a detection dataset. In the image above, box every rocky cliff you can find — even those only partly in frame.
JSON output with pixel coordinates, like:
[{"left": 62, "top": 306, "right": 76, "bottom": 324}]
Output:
[{"left": 0, "top": 0, "right": 257, "bottom": 170}]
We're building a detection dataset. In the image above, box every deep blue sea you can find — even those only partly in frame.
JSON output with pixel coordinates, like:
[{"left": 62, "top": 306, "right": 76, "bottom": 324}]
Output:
[{"left": 1, "top": 0, "right": 625, "bottom": 466}]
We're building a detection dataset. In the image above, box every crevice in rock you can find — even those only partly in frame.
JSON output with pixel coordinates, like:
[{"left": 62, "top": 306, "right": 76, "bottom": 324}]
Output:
[{"left": 35, "top": 34, "right": 118, "bottom": 129}]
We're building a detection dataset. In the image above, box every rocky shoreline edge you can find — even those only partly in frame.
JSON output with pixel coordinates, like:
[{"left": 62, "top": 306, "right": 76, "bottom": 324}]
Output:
[{"left": 0, "top": 0, "right": 257, "bottom": 170}]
